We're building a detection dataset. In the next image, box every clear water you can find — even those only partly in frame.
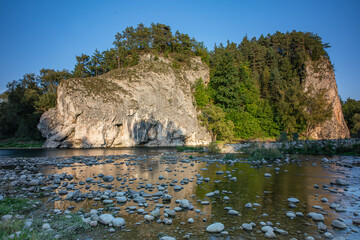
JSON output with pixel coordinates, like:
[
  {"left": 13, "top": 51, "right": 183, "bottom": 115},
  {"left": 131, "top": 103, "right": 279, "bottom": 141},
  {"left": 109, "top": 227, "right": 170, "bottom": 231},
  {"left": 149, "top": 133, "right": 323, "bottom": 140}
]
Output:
[{"left": 1, "top": 149, "right": 360, "bottom": 239}]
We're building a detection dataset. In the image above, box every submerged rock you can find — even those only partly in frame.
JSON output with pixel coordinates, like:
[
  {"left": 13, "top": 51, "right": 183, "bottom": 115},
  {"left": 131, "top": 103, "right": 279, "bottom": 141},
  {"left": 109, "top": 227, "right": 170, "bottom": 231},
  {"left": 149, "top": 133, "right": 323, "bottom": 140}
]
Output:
[{"left": 332, "top": 220, "right": 347, "bottom": 229}]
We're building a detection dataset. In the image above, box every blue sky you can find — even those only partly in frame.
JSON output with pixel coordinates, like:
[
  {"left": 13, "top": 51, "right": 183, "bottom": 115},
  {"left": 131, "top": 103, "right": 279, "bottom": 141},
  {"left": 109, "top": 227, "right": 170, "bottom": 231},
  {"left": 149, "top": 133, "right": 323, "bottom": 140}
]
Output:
[{"left": 0, "top": 0, "right": 359, "bottom": 100}]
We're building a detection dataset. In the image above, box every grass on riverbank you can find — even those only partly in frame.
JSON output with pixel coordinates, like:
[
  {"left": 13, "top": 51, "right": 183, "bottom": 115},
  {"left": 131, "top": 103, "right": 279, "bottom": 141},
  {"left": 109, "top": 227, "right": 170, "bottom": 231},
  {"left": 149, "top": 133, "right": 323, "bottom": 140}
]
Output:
[
  {"left": 0, "top": 139, "right": 43, "bottom": 148},
  {"left": 0, "top": 198, "right": 39, "bottom": 215},
  {"left": 0, "top": 197, "right": 91, "bottom": 240}
]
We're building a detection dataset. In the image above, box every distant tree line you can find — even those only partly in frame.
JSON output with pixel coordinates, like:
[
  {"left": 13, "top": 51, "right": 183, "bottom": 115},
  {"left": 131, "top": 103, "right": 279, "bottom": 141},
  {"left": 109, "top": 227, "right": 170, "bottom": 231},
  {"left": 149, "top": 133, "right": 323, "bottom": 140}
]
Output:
[{"left": 0, "top": 23, "right": 337, "bottom": 142}]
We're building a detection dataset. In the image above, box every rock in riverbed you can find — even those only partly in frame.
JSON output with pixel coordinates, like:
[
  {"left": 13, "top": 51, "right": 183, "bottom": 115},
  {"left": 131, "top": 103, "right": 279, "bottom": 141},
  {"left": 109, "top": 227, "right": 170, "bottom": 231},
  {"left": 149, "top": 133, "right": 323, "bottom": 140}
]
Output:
[
  {"left": 206, "top": 222, "right": 225, "bottom": 233},
  {"left": 99, "top": 214, "right": 114, "bottom": 225}
]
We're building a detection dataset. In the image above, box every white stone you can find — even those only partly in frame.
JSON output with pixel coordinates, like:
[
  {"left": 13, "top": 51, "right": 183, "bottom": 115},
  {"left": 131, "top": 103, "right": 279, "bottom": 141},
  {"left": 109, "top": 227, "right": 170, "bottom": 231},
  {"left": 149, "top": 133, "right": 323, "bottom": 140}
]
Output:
[
  {"left": 242, "top": 223, "right": 252, "bottom": 231},
  {"left": 287, "top": 198, "right": 300, "bottom": 203},
  {"left": 112, "top": 218, "right": 125, "bottom": 227},
  {"left": 42, "top": 223, "right": 51, "bottom": 230},
  {"left": 332, "top": 220, "right": 347, "bottom": 229},
  {"left": 180, "top": 199, "right": 190, "bottom": 208},
  {"left": 308, "top": 212, "right": 324, "bottom": 221},
  {"left": 144, "top": 215, "right": 155, "bottom": 221},
  {"left": 265, "top": 230, "right": 276, "bottom": 238},
  {"left": 206, "top": 222, "right": 225, "bottom": 233},
  {"left": 99, "top": 214, "right": 114, "bottom": 225},
  {"left": 1, "top": 215, "right": 13, "bottom": 221},
  {"left": 261, "top": 226, "right": 273, "bottom": 232}
]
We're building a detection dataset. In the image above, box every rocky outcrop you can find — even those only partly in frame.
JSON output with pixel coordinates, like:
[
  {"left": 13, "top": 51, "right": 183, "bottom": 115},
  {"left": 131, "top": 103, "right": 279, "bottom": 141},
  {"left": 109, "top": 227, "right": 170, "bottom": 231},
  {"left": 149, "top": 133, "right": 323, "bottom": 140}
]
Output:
[
  {"left": 38, "top": 54, "right": 211, "bottom": 148},
  {"left": 304, "top": 59, "right": 350, "bottom": 139}
]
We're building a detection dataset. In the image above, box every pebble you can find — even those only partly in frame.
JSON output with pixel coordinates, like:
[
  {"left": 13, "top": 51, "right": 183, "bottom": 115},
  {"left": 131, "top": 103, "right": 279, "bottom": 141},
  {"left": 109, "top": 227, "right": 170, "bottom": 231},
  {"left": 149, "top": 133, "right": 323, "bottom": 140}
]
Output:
[
  {"left": 286, "top": 211, "right": 296, "bottom": 219},
  {"left": 90, "top": 221, "right": 98, "bottom": 227},
  {"left": 245, "top": 203, "right": 252, "bottom": 208},
  {"left": 206, "top": 222, "right": 225, "bottom": 233},
  {"left": 1, "top": 215, "right": 13, "bottom": 221},
  {"left": 261, "top": 226, "right": 273, "bottom": 232},
  {"left": 144, "top": 215, "right": 154, "bottom": 221},
  {"left": 242, "top": 223, "right": 252, "bottom": 231},
  {"left": 228, "top": 210, "right": 239, "bottom": 215},
  {"left": 99, "top": 214, "right": 114, "bottom": 225},
  {"left": 318, "top": 222, "right": 327, "bottom": 232},
  {"left": 163, "top": 218, "right": 172, "bottom": 225},
  {"left": 265, "top": 230, "right": 276, "bottom": 238},
  {"left": 180, "top": 199, "right": 190, "bottom": 208},
  {"left": 308, "top": 212, "right": 324, "bottom": 221},
  {"left": 42, "top": 223, "right": 51, "bottom": 230},
  {"left": 112, "top": 217, "right": 125, "bottom": 227},
  {"left": 287, "top": 197, "right": 300, "bottom": 203},
  {"left": 160, "top": 237, "right": 176, "bottom": 240},
  {"left": 332, "top": 219, "right": 347, "bottom": 229}
]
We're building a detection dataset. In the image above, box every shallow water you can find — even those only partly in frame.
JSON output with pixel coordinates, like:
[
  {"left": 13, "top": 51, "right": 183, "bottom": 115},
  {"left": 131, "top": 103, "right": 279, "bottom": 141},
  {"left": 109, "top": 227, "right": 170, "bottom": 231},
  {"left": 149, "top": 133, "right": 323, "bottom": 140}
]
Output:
[
  {"left": 0, "top": 147, "right": 175, "bottom": 158},
  {"left": 34, "top": 152, "right": 360, "bottom": 239}
]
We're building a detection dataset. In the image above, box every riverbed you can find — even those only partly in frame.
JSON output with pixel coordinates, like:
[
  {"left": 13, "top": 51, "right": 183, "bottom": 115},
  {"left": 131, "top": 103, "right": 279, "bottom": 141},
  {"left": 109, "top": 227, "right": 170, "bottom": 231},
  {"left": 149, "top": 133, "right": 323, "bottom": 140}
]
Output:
[{"left": 1, "top": 148, "right": 360, "bottom": 239}]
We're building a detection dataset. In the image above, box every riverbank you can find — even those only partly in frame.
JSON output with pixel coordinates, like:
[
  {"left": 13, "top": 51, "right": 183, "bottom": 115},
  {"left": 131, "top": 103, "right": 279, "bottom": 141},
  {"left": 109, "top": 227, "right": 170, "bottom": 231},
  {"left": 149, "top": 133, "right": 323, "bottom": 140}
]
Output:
[
  {"left": 1, "top": 149, "right": 360, "bottom": 239},
  {"left": 0, "top": 139, "right": 43, "bottom": 149},
  {"left": 222, "top": 138, "right": 360, "bottom": 155}
]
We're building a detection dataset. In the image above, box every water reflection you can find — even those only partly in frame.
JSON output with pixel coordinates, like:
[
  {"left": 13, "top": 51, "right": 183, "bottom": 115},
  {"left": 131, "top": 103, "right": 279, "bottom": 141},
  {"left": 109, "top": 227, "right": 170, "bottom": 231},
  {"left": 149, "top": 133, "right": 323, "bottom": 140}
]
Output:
[
  {"left": 0, "top": 147, "right": 176, "bottom": 158},
  {"left": 38, "top": 154, "right": 359, "bottom": 239}
]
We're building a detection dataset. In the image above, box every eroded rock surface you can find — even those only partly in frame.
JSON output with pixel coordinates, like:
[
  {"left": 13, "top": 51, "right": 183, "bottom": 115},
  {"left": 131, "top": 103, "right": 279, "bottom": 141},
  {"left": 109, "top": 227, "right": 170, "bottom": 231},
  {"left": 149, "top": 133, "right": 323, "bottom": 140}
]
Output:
[
  {"left": 38, "top": 55, "right": 211, "bottom": 148},
  {"left": 305, "top": 59, "right": 350, "bottom": 139}
]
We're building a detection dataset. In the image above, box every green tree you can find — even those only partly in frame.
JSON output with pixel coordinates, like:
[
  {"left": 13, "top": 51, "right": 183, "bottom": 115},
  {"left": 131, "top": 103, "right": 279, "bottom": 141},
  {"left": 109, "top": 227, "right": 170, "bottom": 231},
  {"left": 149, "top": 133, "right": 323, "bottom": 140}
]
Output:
[
  {"left": 199, "top": 104, "right": 234, "bottom": 142},
  {"left": 34, "top": 68, "right": 71, "bottom": 113},
  {"left": 303, "top": 87, "right": 332, "bottom": 138},
  {"left": 342, "top": 98, "right": 360, "bottom": 138},
  {"left": 73, "top": 54, "right": 90, "bottom": 77},
  {"left": 193, "top": 78, "right": 210, "bottom": 107}
]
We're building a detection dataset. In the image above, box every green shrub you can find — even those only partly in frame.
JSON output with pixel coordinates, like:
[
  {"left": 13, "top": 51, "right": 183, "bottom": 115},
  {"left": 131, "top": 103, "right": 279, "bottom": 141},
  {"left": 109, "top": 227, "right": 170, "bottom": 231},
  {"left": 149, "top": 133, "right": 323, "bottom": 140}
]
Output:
[
  {"left": 249, "top": 147, "right": 284, "bottom": 161},
  {"left": 208, "top": 142, "right": 220, "bottom": 153},
  {"left": 278, "top": 132, "right": 288, "bottom": 142},
  {"left": 223, "top": 153, "right": 236, "bottom": 160}
]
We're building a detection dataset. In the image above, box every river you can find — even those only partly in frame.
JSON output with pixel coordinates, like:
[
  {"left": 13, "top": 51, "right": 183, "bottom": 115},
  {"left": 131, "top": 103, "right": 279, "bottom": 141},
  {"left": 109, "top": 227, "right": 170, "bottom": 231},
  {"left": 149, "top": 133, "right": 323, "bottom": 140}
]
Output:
[{"left": 0, "top": 148, "right": 359, "bottom": 239}]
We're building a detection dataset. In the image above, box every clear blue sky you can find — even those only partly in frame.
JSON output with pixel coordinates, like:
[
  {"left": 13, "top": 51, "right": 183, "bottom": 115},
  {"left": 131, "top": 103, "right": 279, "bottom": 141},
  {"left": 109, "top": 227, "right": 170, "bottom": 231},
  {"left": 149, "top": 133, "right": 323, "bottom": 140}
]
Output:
[{"left": 1, "top": 0, "right": 359, "bottom": 100}]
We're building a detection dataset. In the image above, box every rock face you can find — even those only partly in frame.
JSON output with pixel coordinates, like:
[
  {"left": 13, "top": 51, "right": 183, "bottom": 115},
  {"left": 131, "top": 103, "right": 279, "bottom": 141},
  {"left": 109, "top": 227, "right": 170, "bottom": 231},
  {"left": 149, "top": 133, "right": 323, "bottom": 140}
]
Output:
[
  {"left": 305, "top": 59, "right": 350, "bottom": 139},
  {"left": 38, "top": 54, "right": 211, "bottom": 148}
]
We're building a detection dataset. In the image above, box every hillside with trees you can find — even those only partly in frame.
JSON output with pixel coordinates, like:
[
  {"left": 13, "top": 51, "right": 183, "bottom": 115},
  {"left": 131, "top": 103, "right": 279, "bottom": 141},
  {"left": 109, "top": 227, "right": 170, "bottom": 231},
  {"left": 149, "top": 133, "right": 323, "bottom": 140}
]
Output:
[{"left": 0, "top": 23, "right": 339, "bottom": 143}]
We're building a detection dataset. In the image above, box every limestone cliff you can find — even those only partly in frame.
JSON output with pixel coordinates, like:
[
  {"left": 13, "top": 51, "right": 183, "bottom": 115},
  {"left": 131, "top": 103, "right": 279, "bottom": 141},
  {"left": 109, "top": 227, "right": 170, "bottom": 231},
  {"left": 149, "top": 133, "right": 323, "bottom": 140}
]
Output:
[
  {"left": 38, "top": 54, "right": 211, "bottom": 148},
  {"left": 304, "top": 59, "right": 350, "bottom": 139}
]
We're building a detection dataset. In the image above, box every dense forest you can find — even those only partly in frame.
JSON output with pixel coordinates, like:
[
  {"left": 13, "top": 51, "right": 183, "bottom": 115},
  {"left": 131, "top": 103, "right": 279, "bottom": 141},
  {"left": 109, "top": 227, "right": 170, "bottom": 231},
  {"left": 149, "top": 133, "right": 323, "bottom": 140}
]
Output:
[{"left": 0, "top": 23, "right": 356, "bottom": 143}]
